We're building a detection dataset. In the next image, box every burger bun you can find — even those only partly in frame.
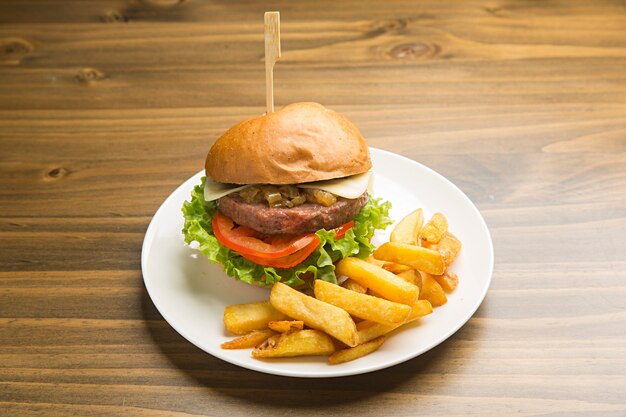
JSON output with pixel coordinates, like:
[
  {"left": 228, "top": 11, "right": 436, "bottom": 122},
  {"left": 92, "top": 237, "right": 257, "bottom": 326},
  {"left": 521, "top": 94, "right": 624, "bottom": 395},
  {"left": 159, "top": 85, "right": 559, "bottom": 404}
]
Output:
[{"left": 205, "top": 102, "right": 371, "bottom": 184}]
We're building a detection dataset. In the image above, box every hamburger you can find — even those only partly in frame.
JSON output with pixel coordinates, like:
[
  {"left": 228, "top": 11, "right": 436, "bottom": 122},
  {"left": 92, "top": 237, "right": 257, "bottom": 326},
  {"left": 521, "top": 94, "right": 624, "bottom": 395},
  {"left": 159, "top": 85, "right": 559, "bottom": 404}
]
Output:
[{"left": 182, "top": 102, "right": 391, "bottom": 287}]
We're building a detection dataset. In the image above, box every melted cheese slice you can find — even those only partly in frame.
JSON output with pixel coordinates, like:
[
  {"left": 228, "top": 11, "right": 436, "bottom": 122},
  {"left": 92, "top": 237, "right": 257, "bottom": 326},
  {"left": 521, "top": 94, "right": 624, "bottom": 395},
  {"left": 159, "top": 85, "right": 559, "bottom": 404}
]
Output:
[
  {"left": 298, "top": 171, "right": 372, "bottom": 199},
  {"left": 204, "top": 171, "right": 373, "bottom": 202},
  {"left": 203, "top": 178, "right": 249, "bottom": 202}
]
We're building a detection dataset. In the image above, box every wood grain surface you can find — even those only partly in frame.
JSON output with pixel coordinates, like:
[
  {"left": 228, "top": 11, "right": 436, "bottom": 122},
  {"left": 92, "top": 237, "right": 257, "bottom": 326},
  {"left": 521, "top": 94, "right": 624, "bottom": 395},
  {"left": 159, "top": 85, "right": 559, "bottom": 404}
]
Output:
[{"left": 1, "top": 1, "right": 625, "bottom": 416}]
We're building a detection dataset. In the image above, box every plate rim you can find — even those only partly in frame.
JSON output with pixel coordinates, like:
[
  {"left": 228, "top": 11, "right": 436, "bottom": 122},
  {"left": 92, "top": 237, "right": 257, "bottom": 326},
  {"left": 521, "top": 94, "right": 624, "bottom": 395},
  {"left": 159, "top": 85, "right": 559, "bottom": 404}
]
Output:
[{"left": 141, "top": 147, "right": 494, "bottom": 378}]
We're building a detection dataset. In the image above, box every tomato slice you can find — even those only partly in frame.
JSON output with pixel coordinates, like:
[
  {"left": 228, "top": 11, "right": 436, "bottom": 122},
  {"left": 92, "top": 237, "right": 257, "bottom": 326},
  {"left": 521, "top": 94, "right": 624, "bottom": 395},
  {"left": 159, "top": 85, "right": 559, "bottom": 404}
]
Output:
[
  {"left": 212, "top": 212, "right": 355, "bottom": 268},
  {"left": 212, "top": 212, "right": 320, "bottom": 259},
  {"left": 241, "top": 239, "right": 321, "bottom": 269},
  {"left": 333, "top": 220, "right": 354, "bottom": 239}
]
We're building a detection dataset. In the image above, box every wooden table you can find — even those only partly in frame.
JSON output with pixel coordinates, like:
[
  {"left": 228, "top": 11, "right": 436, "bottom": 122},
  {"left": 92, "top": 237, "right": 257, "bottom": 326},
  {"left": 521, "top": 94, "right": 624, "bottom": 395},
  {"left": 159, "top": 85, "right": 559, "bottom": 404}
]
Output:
[{"left": 1, "top": 1, "right": 625, "bottom": 416}]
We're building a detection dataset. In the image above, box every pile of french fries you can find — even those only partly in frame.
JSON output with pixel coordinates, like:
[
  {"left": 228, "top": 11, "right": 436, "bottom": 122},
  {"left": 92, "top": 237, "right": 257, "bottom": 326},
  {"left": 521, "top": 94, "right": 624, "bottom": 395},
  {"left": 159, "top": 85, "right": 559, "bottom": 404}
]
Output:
[{"left": 220, "top": 209, "right": 462, "bottom": 364}]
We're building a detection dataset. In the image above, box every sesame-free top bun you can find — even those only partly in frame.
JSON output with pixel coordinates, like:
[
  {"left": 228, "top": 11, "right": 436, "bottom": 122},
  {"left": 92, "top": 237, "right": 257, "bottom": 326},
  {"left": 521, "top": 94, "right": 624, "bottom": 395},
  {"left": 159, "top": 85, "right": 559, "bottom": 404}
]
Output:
[{"left": 205, "top": 102, "right": 372, "bottom": 184}]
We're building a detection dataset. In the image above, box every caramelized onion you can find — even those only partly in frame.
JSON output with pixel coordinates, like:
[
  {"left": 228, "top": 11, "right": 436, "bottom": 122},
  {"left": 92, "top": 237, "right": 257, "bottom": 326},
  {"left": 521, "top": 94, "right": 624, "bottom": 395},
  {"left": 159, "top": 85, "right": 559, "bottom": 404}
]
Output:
[
  {"left": 236, "top": 185, "right": 339, "bottom": 208},
  {"left": 305, "top": 189, "right": 337, "bottom": 207}
]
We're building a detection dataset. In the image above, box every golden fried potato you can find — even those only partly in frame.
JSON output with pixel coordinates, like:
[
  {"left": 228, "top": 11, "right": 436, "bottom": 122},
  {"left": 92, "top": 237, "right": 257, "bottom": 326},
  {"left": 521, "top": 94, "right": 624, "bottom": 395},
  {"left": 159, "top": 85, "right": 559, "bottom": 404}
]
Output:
[
  {"left": 341, "top": 278, "right": 367, "bottom": 294},
  {"left": 252, "top": 329, "right": 335, "bottom": 358},
  {"left": 220, "top": 329, "right": 276, "bottom": 349},
  {"left": 364, "top": 255, "right": 386, "bottom": 267},
  {"left": 356, "top": 300, "right": 432, "bottom": 343},
  {"left": 328, "top": 336, "right": 386, "bottom": 364},
  {"left": 431, "top": 270, "right": 459, "bottom": 292},
  {"left": 419, "top": 213, "right": 448, "bottom": 244},
  {"left": 314, "top": 280, "right": 411, "bottom": 325},
  {"left": 429, "top": 232, "right": 462, "bottom": 268},
  {"left": 382, "top": 262, "right": 412, "bottom": 274},
  {"left": 223, "top": 301, "right": 288, "bottom": 335},
  {"left": 419, "top": 272, "right": 447, "bottom": 307},
  {"left": 373, "top": 242, "right": 445, "bottom": 275},
  {"left": 395, "top": 269, "right": 421, "bottom": 288},
  {"left": 268, "top": 320, "right": 305, "bottom": 333},
  {"left": 356, "top": 320, "right": 392, "bottom": 344},
  {"left": 366, "top": 288, "right": 384, "bottom": 299},
  {"left": 335, "top": 257, "right": 419, "bottom": 305},
  {"left": 406, "top": 299, "right": 433, "bottom": 321},
  {"left": 390, "top": 208, "right": 424, "bottom": 245},
  {"left": 270, "top": 282, "right": 358, "bottom": 347}
]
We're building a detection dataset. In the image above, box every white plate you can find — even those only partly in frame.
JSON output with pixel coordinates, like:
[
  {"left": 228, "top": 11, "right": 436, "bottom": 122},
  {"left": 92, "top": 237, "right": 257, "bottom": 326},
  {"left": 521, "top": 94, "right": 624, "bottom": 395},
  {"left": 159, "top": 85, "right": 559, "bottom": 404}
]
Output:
[{"left": 141, "top": 148, "right": 493, "bottom": 378}]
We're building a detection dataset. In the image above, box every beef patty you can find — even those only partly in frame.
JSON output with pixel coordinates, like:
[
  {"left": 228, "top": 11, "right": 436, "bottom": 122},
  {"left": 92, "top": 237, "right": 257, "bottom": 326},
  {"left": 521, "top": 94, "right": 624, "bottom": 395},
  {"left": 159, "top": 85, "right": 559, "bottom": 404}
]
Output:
[{"left": 217, "top": 192, "right": 369, "bottom": 235}]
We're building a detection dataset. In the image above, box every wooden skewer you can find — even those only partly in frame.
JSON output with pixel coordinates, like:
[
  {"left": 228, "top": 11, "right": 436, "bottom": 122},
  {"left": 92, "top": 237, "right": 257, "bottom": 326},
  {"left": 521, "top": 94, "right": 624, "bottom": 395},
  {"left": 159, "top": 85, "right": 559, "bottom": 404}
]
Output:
[{"left": 264, "top": 11, "right": 281, "bottom": 114}]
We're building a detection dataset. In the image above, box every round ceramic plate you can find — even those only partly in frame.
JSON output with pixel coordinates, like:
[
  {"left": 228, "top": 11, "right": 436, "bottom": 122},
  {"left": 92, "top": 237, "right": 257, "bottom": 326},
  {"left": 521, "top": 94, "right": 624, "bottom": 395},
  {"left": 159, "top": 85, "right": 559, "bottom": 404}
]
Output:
[{"left": 141, "top": 148, "right": 493, "bottom": 378}]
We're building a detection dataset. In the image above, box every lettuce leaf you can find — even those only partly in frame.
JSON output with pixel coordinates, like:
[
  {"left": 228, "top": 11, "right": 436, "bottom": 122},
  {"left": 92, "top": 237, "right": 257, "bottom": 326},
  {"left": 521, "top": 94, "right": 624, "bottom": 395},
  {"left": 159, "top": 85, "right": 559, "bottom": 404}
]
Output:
[{"left": 182, "top": 177, "right": 391, "bottom": 288}]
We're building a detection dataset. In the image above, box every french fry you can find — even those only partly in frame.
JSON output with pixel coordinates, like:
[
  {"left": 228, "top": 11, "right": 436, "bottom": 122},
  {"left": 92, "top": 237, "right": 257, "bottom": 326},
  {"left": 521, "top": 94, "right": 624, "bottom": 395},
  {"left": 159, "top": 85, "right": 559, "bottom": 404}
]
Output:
[
  {"left": 373, "top": 242, "right": 445, "bottom": 275},
  {"left": 396, "top": 269, "right": 421, "bottom": 288},
  {"left": 364, "top": 255, "right": 385, "bottom": 268},
  {"left": 341, "top": 278, "right": 367, "bottom": 294},
  {"left": 224, "top": 301, "right": 288, "bottom": 335},
  {"left": 270, "top": 282, "right": 358, "bottom": 347},
  {"left": 382, "top": 262, "right": 412, "bottom": 274},
  {"left": 431, "top": 232, "right": 462, "bottom": 268},
  {"left": 314, "top": 280, "right": 411, "bottom": 325},
  {"left": 220, "top": 329, "right": 276, "bottom": 349},
  {"left": 390, "top": 208, "right": 424, "bottom": 245},
  {"left": 335, "top": 257, "right": 419, "bottom": 305},
  {"left": 356, "top": 300, "right": 432, "bottom": 343},
  {"left": 356, "top": 320, "right": 391, "bottom": 344},
  {"left": 419, "top": 272, "right": 447, "bottom": 307},
  {"left": 405, "top": 299, "right": 433, "bottom": 320},
  {"left": 252, "top": 329, "right": 335, "bottom": 358},
  {"left": 268, "top": 320, "right": 305, "bottom": 333},
  {"left": 328, "top": 336, "right": 386, "bottom": 364},
  {"left": 367, "top": 288, "right": 384, "bottom": 299},
  {"left": 430, "top": 270, "right": 459, "bottom": 293},
  {"left": 419, "top": 213, "right": 448, "bottom": 244}
]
